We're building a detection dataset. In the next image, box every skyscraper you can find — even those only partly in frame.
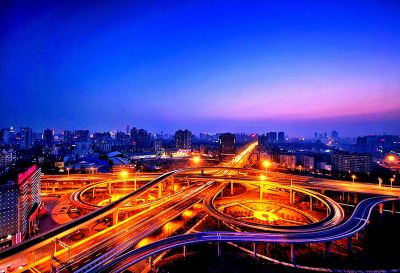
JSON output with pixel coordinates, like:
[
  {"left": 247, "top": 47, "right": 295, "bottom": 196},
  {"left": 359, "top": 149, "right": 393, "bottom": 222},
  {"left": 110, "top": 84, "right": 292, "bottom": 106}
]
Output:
[
  {"left": 63, "top": 130, "right": 73, "bottom": 144},
  {"left": 0, "top": 128, "right": 10, "bottom": 144},
  {"left": 175, "top": 129, "right": 192, "bottom": 150},
  {"left": 43, "top": 129, "right": 54, "bottom": 146},
  {"left": 0, "top": 165, "right": 41, "bottom": 246},
  {"left": 20, "top": 127, "right": 33, "bottom": 150},
  {"left": 266, "top": 132, "right": 277, "bottom": 144},
  {"left": 219, "top": 133, "right": 236, "bottom": 159},
  {"left": 278, "top": 132, "right": 285, "bottom": 143}
]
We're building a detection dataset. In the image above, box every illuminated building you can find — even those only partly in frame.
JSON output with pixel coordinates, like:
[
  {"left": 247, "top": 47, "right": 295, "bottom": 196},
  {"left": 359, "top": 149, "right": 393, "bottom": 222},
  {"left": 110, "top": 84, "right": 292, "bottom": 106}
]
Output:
[
  {"left": 43, "top": 129, "right": 54, "bottom": 147},
  {"left": 0, "top": 148, "right": 16, "bottom": 169},
  {"left": 278, "top": 132, "right": 285, "bottom": 143},
  {"left": 299, "top": 155, "right": 314, "bottom": 169},
  {"left": 74, "top": 129, "right": 90, "bottom": 142},
  {"left": 20, "top": 127, "right": 33, "bottom": 150},
  {"left": 331, "top": 152, "right": 371, "bottom": 173},
  {"left": 0, "top": 128, "right": 10, "bottom": 144},
  {"left": 175, "top": 129, "right": 192, "bottom": 150},
  {"left": 219, "top": 133, "right": 236, "bottom": 160},
  {"left": 0, "top": 166, "right": 41, "bottom": 249}
]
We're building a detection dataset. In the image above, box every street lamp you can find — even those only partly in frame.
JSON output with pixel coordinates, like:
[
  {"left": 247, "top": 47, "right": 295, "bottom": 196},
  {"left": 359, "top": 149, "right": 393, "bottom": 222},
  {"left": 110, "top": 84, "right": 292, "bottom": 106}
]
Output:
[
  {"left": 351, "top": 174, "right": 356, "bottom": 183},
  {"left": 260, "top": 175, "right": 266, "bottom": 200},
  {"left": 66, "top": 167, "right": 70, "bottom": 178},
  {"left": 121, "top": 171, "right": 128, "bottom": 183},
  {"left": 262, "top": 160, "right": 271, "bottom": 173},
  {"left": 90, "top": 167, "right": 94, "bottom": 177},
  {"left": 391, "top": 177, "right": 395, "bottom": 188},
  {"left": 192, "top": 156, "right": 201, "bottom": 168}
]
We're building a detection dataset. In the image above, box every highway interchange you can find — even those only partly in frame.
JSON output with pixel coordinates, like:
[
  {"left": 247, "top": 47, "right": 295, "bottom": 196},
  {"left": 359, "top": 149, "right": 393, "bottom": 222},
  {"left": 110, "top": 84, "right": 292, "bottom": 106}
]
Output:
[{"left": 1, "top": 142, "right": 400, "bottom": 273}]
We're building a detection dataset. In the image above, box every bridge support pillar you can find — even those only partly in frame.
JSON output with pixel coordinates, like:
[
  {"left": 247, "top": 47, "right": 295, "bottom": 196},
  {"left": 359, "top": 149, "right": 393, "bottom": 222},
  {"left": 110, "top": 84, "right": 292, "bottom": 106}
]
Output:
[
  {"left": 158, "top": 184, "right": 162, "bottom": 198},
  {"left": 354, "top": 193, "right": 358, "bottom": 204},
  {"left": 217, "top": 242, "right": 221, "bottom": 257},
  {"left": 183, "top": 245, "right": 187, "bottom": 258},
  {"left": 289, "top": 190, "right": 292, "bottom": 205},
  {"left": 201, "top": 169, "right": 204, "bottom": 175},
  {"left": 290, "top": 244, "right": 296, "bottom": 263},
  {"left": 113, "top": 209, "right": 119, "bottom": 225},
  {"left": 292, "top": 191, "right": 296, "bottom": 205},
  {"left": 347, "top": 236, "right": 353, "bottom": 256},
  {"left": 231, "top": 181, "right": 234, "bottom": 195},
  {"left": 253, "top": 243, "right": 257, "bottom": 259},
  {"left": 260, "top": 185, "right": 263, "bottom": 200},
  {"left": 379, "top": 203, "right": 383, "bottom": 214},
  {"left": 108, "top": 183, "right": 111, "bottom": 194},
  {"left": 325, "top": 242, "right": 331, "bottom": 260},
  {"left": 92, "top": 186, "right": 95, "bottom": 198},
  {"left": 309, "top": 196, "right": 313, "bottom": 211},
  {"left": 134, "top": 178, "right": 137, "bottom": 191},
  {"left": 347, "top": 192, "right": 351, "bottom": 203},
  {"left": 52, "top": 185, "right": 56, "bottom": 193},
  {"left": 148, "top": 256, "right": 153, "bottom": 268}
]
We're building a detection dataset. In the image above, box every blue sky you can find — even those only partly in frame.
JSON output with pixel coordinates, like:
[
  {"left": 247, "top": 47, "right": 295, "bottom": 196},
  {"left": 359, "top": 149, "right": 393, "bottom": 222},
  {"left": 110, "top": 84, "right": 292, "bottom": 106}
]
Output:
[{"left": 1, "top": 0, "right": 399, "bottom": 136}]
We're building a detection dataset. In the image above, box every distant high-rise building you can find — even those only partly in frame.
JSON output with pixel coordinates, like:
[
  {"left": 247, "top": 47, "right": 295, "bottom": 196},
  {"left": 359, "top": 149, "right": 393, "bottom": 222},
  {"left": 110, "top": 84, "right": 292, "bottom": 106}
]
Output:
[
  {"left": 0, "top": 166, "right": 41, "bottom": 246},
  {"left": 9, "top": 127, "right": 15, "bottom": 143},
  {"left": 154, "top": 140, "right": 163, "bottom": 153},
  {"left": 331, "top": 152, "right": 371, "bottom": 173},
  {"left": 0, "top": 128, "right": 10, "bottom": 144},
  {"left": 126, "top": 125, "right": 130, "bottom": 136},
  {"left": 278, "top": 132, "right": 285, "bottom": 143},
  {"left": 20, "top": 127, "right": 33, "bottom": 150},
  {"left": 0, "top": 148, "right": 16, "bottom": 168},
  {"left": 74, "top": 130, "right": 90, "bottom": 142},
  {"left": 114, "top": 132, "right": 130, "bottom": 146},
  {"left": 219, "top": 133, "right": 236, "bottom": 159},
  {"left": 130, "top": 127, "right": 138, "bottom": 145},
  {"left": 266, "top": 132, "right": 277, "bottom": 144},
  {"left": 175, "top": 129, "right": 192, "bottom": 150},
  {"left": 43, "top": 129, "right": 54, "bottom": 146},
  {"left": 63, "top": 130, "right": 73, "bottom": 144},
  {"left": 130, "top": 128, "right": 152, "bottom": 151},
  {"left": 331, "top": 130, "right": 339, "bottom": 140}
]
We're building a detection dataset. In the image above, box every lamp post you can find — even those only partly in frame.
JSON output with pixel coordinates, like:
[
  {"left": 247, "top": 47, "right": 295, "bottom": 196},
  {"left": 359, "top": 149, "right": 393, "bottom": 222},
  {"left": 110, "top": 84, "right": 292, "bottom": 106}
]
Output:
[
  {"left": 193, "top": 156, "right": 201, "bottom": 168},
  {"left": 262, "top": 160, "right": 271, "bottom": 173},
  {"left": 260, "top": 175, "right": 266, "bottom": 200},
  {"left": 391, "top": 177, "right": 395, "bottom": 188},
  {"left": 351, "top": 174, "right": 356, "bottom": 183},
  {"left": 66, "top": 167, "right": 70, "bottom": 178}
]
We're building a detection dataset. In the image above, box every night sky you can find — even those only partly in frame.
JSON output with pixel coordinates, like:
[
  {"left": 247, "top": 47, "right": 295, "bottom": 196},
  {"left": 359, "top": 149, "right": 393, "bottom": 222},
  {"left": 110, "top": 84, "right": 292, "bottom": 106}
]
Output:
[{"left": 1, "top": 0, "right": 400, "bottom": 137}]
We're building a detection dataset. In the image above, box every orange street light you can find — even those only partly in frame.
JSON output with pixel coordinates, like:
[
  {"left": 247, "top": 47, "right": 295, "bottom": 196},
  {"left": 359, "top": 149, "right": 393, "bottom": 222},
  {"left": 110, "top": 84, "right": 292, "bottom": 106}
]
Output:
[
  {"left": 390, "top": 177, "right": 395, "bottom": 188},
  {"left": 262, "top": 160, "right": 271, "bottom": 169},
  {"left": 387, "top": 155, "right": 395, "bottom": 164},
  {"left": 192, "top": 156, "right": 201, "bottom": 168},
  {"left": 66, "top": 167, "right": 70, "bottom": 178},
  {"left": 120, "top": 170, "right": 128, "bottom": 182},
  {"left": 351, "top": 174, "right": 356, "bottom": 183}
]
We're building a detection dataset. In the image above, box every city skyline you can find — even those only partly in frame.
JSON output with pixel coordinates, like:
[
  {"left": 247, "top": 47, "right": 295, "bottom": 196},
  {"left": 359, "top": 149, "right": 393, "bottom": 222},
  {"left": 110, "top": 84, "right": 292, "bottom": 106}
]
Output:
[{"left": 1, "top": 1, "right": 400, "bottom": 136}]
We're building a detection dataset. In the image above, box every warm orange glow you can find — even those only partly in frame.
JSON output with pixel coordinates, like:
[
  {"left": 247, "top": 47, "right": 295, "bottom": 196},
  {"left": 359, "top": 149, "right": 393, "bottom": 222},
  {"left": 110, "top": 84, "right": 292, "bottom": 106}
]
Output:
[
  {"left": 182, "top": 210, "right": 193, "bottom": 218},
  {"left": 120, "top": 170, "right": 128, "bottom": 178},
  {"left": 192, "top": 156, "right": 201, "bottom": 164},
  {"left": 262, "top": 160, "right": 271, "bottom": 168},
  {"left": 260, "top": 175, "right": 266, "bottom": 180},
  {"left": 387, "top": 155, "right": 395, "bottom": 162},
  {"left": 351, "top": 175, "right": 356, "bottom": 179}
]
